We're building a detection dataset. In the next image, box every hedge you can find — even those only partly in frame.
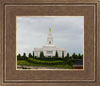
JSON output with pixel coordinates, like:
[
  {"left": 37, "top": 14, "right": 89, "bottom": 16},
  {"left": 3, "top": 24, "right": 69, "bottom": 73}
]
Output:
[{"left": 27, "top": 58, "right": 65, "bottom": 65}]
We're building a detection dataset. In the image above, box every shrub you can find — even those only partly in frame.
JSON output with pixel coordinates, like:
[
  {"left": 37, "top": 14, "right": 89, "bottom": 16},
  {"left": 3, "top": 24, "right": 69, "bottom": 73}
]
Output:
[{"left": 27, "top": 58, "right": 64, "bottom": 65}]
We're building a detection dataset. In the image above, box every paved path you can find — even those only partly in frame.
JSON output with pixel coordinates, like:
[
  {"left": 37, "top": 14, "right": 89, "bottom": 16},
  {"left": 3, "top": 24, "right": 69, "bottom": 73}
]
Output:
[{"left": 17, "top": 65, "right": 65, "bottom": 69}]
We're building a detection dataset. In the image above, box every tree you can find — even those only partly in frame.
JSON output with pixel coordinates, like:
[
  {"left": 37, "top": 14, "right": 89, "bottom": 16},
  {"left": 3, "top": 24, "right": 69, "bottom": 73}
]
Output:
[
  {"left": 23, "top": 53, "right": 26, "bottom": 57},
  {"left": 55, "top": 51, "right": 58, "bottom": 58},
  {"left": 77, "top": 53, "right": 83, "bottom": 59},
  {"left": 28, "top": 53, "right": 32, "bottom": 58},
  {"left": 40, "top": 51, "right": 44, "bottom": 58},
  {"left": 67, "top": 53, "right": 69, "bottom": 58},
  {"left": 72, "top": 53, "right": 77, "bottom": 59},
  {"left": 23, "top": 52, "right": 27, "bottom": 60},
  {"left": 32, "top": 51, "right": 34, "bottom": 58},
  {"left": 80, "top": 54, "right": 83, "bottom": 59},
  {"left": 65, "top": 53, "right": 70, "bottom": 59},
  {"left": 77, "top": 53, "right": 81, "bottom": 59},
  {"left": 17, "top": 54, "right": 21, "bottom": 57},
  {"left": 17, "top": 54, "right": 22, "bottom": 60},
  {"left": 62, "top": 51, "right": 64, "bottom": 58},
  {"left": 82, "top": 54, "right": 83, "bottom": 58}
]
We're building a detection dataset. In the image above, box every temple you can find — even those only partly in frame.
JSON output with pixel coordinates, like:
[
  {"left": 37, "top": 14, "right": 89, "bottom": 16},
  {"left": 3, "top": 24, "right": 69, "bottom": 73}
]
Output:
[{"left": 34, "top": 28, "right": 66, "bottom": 58}]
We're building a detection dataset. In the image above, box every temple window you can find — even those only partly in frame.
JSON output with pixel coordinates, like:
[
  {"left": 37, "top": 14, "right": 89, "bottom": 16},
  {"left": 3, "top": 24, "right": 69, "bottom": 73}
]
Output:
[{"left": 46, "top": 51, "right": 53, "bottom": 54}]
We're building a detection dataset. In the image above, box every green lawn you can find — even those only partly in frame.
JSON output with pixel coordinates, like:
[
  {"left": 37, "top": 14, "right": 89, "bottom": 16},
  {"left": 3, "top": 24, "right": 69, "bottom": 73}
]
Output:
[{"left": 17, "top": 60, "right": 73, "bottom": 69}]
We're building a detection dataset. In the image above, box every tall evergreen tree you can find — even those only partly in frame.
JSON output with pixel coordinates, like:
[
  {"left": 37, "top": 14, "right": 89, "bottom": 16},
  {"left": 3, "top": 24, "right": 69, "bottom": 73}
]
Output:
[
  {"left": 23, "top": 53, "right": 26, "bottom": 58},
  {"left": 72, "top": 53, "right": 77, "bottom": 59},
  {"left": 17, "top": 54, "right": 21, "bottom": 57},
  {"left": 66, "top": 53, "right": 69, "bottom": 58},
  {"left": 23, "top": 52, "right": 27, "bottom": 60},
  {"left": 62, "top": 51, "right": 64, "bottom": 58},
  {"left": 32, "top": 51, "right": 34, "bottom": 58},
  {"left": 40, "top": 51, "right": 44, "bottom": 58},
  {"left": 17, "top": 54, "right": 22, "bottom": 60},
  {"left": 65, "top": 53, "right": 70, "bottom": 60},
  {"left": 28, "top": 53, "right": 32, "bottom": 58},
  {"left": 78, "top": 53, "right": 81, "bottom": 59},
  {"left": 55, "top": 51, "right": 58, "bottom": 58},
  {"left": 81, "top": 54, "right": 83, "bottom": 59}
]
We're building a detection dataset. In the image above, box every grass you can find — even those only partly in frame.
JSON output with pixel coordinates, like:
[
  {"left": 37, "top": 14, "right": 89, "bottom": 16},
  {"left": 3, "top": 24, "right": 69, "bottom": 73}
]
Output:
[{"left": 17, "top": 60, "right": 73, "bottom": 69}]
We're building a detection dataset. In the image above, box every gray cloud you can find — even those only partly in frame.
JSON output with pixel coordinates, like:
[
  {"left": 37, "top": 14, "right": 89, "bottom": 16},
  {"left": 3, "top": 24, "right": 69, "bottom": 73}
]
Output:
[{"left": 17, "top": 16, "right": 83, "bottom": 56}]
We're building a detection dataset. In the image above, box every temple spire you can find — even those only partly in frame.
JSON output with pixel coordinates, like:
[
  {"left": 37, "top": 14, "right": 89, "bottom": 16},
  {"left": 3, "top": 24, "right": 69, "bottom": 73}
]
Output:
[{"left": 49, "top": 28, "right": 51, "bottom": 32}]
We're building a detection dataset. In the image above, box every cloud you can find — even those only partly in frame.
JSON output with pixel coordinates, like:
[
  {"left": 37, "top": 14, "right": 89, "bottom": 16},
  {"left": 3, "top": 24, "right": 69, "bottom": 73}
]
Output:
[{"left": 17, "top": 16, "right": 83, "bottom": 56}]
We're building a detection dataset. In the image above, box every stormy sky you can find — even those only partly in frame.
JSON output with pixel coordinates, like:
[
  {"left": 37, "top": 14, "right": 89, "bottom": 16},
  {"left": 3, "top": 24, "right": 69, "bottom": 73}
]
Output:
[{"left": 17, "top": 16, "right": 84, "bottom": 56}]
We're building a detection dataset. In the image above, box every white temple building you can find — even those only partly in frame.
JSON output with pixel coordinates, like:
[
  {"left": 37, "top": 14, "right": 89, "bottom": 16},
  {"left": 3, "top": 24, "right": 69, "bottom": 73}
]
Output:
[{"left": 34, "top": 28, "right": 66, "bottom": 58}]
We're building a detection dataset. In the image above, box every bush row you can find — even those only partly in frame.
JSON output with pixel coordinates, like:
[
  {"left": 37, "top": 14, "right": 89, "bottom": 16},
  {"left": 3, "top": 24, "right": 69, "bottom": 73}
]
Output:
[{"left": 27, "top": 58, "right": 65, "bottom": 65}]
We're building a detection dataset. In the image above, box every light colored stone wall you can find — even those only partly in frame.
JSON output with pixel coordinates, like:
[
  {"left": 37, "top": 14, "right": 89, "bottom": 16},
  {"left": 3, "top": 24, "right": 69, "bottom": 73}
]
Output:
[{"left": 34, "top": 47, "right": 66, "bottom": 58}]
